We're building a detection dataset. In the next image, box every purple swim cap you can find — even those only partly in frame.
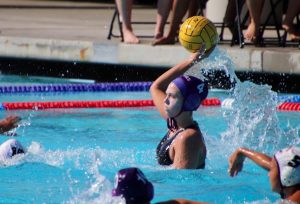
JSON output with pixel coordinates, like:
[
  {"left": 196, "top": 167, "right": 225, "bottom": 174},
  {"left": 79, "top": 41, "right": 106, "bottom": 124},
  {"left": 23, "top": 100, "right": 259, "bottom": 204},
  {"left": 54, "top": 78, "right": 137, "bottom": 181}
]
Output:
[
  {"left": 172, "top": 75, "right": 208, "bottom": 111},
  {"left": 112, "top": 167, "right": 154, "bottom": 204}
]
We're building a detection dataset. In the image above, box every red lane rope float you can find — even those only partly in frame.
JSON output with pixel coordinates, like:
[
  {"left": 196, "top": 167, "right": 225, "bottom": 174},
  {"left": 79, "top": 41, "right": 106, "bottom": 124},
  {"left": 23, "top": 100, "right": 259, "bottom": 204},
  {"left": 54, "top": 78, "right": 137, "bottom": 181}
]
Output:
[
  {"left": 277, "top": 102, "right": 300, "bottom": 111},
  {"left": 2, "top": 98, "right": 221, "bottom": 110},
  {"left": 201, "top": 98, "right": 221, "bottom": 106},
  {"left": 2, "top": 100, "right": 155, "bottom": 110}
]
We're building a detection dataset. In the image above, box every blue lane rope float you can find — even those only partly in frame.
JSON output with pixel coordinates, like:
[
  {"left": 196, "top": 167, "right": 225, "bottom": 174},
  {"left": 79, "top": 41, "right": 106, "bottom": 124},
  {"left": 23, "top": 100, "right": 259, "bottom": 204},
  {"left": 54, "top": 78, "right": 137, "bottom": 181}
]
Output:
[
  {"left": 278, "top": 95, "right": 300, "bottom": 103},
  {"left": 2, "top": 82, "right": 300, "bottom": 104},
  {"left": 0, "top": 82, "right": 152, "bottom": 93}
]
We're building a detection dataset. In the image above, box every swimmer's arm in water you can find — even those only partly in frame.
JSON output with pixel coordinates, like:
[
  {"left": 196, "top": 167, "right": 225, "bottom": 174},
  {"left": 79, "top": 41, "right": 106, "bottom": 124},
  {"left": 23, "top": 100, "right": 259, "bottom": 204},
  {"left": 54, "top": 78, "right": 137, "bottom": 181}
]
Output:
[
  {"left": 228, "top": 147, "right": 272, "bottom": 177},
  {"left": 150, "top": 45, "right": 215, "bottom": 119},
  {"left": 0, "top": 116, "right": 21, "bottom": 134},
  {"left": 156, "top": 198, "right": 209, "bottom": 204},
  {"left": 172, "top": 132, "right": 202, "bottom": 169}
]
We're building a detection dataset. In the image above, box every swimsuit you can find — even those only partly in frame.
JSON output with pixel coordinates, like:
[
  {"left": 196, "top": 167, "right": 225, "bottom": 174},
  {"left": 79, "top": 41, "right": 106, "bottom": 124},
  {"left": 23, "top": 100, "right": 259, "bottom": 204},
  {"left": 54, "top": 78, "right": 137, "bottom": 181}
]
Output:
[
  {"left": 156, "top": 128, "right": 185, "bottom": 166},
  {"left": 156, "top": 121, "right": 205, "bottom": 168}
]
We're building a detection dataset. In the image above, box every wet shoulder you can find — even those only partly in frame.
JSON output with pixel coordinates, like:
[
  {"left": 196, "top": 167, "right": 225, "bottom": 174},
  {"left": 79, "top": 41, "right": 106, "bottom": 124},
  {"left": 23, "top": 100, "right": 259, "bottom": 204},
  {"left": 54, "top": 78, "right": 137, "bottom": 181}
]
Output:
[{"left": 177, "top": 128, "right": 203, "bottom": 144}]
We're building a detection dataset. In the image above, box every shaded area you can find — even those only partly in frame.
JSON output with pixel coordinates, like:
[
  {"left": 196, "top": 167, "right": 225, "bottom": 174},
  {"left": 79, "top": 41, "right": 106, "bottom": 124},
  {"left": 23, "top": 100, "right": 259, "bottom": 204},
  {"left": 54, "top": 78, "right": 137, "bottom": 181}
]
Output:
[
  {"left": 236, "top": 71, "right": 300, "bottom": 93},
  {"left": 0, "top": 57, "right": 165, "bottom": 83},
  {"left": 0, "top": 57, "right": 300, "bottom": 93}
]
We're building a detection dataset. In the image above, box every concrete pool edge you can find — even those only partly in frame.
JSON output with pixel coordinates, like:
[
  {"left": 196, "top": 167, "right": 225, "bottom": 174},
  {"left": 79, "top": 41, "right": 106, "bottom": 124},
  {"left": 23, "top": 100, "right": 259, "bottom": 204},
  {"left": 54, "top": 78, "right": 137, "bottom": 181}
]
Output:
[{"left": 0, "top": 36, "right": 299, "bottom": 74}]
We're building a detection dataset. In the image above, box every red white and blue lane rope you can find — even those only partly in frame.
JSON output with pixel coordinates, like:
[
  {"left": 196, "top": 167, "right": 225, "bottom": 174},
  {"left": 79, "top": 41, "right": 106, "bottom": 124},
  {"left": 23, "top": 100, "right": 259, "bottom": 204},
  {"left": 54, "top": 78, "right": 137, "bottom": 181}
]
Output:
[
  {"left": 0, "top": 82, "right": 152, "bottom": 93},
  {"left": 0, "top": 82, "right": 299, "bottom": 111},
  {"left": 0, "top": 98, "right": 299, "bottom": 111}
]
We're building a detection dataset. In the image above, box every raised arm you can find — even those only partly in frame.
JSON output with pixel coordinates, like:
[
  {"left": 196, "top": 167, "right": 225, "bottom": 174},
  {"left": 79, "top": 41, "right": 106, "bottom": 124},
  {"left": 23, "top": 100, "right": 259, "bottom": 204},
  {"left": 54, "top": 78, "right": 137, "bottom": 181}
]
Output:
[
  {"left": 0, "top": 115, "right": 21, "bottom": 134},
  {"left": 150, "top": 56, "right": 195, "bottom": 119},
  {"left": 150, "top": 46, "right": 214, "bottom": 119},
  {"left": 228, "top": 147, "right": 272, "bottom": 177}
]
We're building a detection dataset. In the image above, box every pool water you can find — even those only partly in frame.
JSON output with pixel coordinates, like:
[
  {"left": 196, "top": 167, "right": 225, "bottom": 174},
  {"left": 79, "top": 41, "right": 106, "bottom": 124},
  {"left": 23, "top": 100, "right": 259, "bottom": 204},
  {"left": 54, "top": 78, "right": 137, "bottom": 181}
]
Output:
[{"left": 0, "top": 75, "right": 299, "bottom": 204}]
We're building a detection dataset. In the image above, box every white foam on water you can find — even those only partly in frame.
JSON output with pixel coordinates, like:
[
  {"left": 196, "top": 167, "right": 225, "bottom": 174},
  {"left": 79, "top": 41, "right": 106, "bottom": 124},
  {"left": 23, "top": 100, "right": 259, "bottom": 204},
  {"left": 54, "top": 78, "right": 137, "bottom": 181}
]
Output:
[
  {"left": 64, "top": 153, "right": 122, "bottom": 204},
  {"left": 6, "top": 144, "right": 157, "bottom": 203}
]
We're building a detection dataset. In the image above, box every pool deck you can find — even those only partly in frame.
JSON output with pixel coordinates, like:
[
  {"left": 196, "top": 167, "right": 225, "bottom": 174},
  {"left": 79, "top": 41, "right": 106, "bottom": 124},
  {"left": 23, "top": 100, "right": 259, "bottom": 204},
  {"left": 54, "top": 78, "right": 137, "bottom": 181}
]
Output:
[{"left": 0, "top": 0, "right": 299, "bottom": 74}]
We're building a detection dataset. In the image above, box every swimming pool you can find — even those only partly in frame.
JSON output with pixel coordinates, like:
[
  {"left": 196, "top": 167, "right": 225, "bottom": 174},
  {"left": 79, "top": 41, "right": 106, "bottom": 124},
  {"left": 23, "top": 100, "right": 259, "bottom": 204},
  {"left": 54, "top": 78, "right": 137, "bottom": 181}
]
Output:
[{"left": 0, "top": 74, "right": 299, "bottom": 204}]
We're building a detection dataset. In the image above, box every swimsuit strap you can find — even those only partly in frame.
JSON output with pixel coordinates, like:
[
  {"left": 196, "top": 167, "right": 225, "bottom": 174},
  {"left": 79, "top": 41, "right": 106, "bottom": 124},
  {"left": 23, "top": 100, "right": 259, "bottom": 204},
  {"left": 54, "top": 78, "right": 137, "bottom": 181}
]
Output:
[
  {"left": 167, "top": 118, "right": 199, "bottom": 130},
  {"left": 172, "top": 128, "right": 185, "bottom": 137},
  {"left": 167, "top": 117, "right": 178, "bottom": 131},
  {"left": 167, "top": 128, "right": 185, "bottom": 144},
  {"left": 168, "top": 118, "right": 199, "bottom": 131}
]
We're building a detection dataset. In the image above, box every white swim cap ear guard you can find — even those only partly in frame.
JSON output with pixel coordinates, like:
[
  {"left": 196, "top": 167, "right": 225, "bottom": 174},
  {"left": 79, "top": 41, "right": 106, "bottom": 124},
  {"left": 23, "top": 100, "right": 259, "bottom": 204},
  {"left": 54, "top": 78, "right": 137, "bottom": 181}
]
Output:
[{"left": 275, "top": 147, "right": 300, "bottom": 187}]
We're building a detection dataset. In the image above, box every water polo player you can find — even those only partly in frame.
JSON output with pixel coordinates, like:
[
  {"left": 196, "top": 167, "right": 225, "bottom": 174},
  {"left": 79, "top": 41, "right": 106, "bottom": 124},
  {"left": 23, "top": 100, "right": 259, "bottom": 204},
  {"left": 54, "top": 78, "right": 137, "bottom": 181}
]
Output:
[
  {"left": 112, "top": 167, "right": 208, "bottom": 204},
  {"left": 229, "top": 147, "right": 300, "bottom": 202},
  {"left": 0, "top": 139, "right": 25, "bottom": 161},
  {"left": 112, "top": 167, "right": 154, "bottom": 204},
  {"left": 150, "top": 46, "right": 215, "bottom": 169},
  {"left": 0, "top": 116, "right": 25, "bottom": 161}
]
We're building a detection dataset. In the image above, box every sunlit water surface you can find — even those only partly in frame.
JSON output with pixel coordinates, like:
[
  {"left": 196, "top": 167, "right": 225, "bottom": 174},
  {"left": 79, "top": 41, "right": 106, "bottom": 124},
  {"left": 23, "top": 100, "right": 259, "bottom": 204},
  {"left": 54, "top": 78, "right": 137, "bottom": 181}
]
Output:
[{"left": 0, "top": 50, "right": 299, "bottom": 203}]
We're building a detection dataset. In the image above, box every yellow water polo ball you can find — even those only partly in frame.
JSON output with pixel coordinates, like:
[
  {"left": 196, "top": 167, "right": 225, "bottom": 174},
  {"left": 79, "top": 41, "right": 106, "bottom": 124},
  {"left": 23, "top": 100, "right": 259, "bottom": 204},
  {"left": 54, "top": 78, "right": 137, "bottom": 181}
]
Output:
[{"left": 179, "top": 16, "right": 218, "bottom": 53}]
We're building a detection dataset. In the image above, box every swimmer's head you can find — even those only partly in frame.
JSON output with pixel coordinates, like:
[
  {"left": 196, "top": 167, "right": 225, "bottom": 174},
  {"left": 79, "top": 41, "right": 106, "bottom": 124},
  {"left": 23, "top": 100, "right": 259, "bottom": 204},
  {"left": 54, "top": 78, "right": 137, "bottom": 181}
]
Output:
[
  {"left": 0, "top": 139, "right": 25, "bottom": 159},
  {"left": 112, "top": 167, "right": 154, "bottom": 204},
  {"left": 274, "top": 147, "right": 300, "bottom": 188},
  {"left": 171, "top": 75, "right": 208, "bottom": 112}
]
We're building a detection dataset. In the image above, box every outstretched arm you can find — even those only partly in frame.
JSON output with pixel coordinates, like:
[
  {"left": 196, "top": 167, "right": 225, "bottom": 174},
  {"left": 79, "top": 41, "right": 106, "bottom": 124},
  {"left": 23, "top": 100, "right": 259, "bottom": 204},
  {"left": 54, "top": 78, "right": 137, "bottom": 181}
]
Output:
[
  {"left": 150, "top": 46, "right": 214, "bottom": 119},
  {"left": 0, "top": 115, "right": 21, "bottom": 134},
  {"left": 228, "top": 147, "right": 272, "bottom": 177}
]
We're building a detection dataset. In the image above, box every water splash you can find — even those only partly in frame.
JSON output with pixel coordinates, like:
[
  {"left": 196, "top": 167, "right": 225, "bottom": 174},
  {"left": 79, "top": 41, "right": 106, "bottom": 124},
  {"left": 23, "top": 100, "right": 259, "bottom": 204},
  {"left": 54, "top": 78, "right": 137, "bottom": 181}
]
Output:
[
  {"left": 3, "top": 110, "right": 34, "bottom": 137},
  {"left": 0, "top": 142, "right": 150, "bottom": 203},
  {"left": 0, "top": 141, "right": 62, "bottom": 167},
  {"left": 222, "top": 196, "right": 273, "bottom": 204},
  {"left": 197, "top": 47, "right": 300, "bottom": 154},
  {"left": 200, "top": 47, "right": 240, "bottom": 84},
  {"left": 221, "top": 81, "right": 285, "bottom": 153},
  {"left": 62, "top": 147, "right": 154, "bottom": 204},
  {"left": 244, "top": 198, "right": 275, "bottom": 204},
  {"left": 2, "top": 117, "right": 31, "bottom": 137},
  {"left": 187, "top": 47, "right": 240, "bottom": 84},
  {"left": 244, "top": 198, "right": 291, "bottom": 204},
  {"left": 64, "top": 153, "right": 121, "bottom": 204}
]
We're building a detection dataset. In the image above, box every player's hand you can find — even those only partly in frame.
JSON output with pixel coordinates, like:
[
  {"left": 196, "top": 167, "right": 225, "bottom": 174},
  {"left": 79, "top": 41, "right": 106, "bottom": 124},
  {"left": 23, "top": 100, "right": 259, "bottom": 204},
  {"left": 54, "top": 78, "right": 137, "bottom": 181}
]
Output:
[
  {"left": 228, "top": 149, "right": 246, "bottom": 177},
  {"left": 0, "top": 115, "right": 21, "bottom": 134},
  {"left": 190, "top": 43, "right": 216, "bottom": 64}
]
